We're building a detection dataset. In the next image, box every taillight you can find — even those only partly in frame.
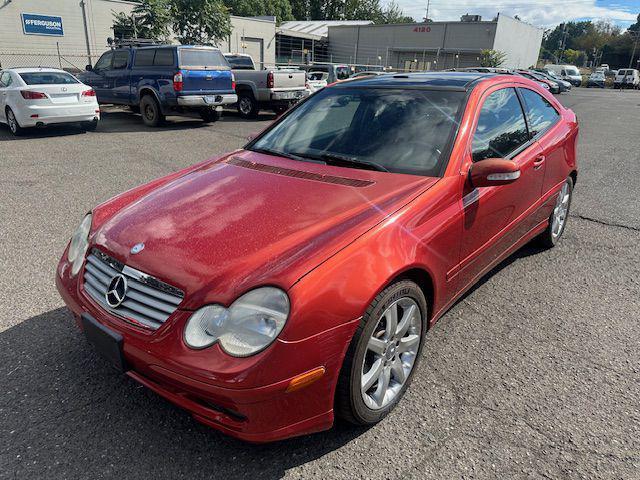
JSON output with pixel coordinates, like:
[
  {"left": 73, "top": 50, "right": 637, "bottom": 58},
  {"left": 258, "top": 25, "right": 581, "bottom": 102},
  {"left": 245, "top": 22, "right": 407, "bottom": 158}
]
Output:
[
  {"left": 81, "top": 89, "right": 96, "bottom": 97},
  {"left": 231, "top": 72, "right": 236, "bottom": 91},
  {"left": 267, "top": 71, "right": 274, "bottom": 89},
  {"left": 173, "top": 71, "right": 183, "bottom": 92},
  {"left": 20, "top": 91, "right": 47, "bottom": 100}
]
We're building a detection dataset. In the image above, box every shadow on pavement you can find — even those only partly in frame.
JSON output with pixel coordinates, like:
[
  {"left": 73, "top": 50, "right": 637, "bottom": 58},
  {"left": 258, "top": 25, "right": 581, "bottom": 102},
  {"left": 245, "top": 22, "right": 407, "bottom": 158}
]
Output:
[{"left": 0, "top": 308, "right": 365, "bottom": 479}]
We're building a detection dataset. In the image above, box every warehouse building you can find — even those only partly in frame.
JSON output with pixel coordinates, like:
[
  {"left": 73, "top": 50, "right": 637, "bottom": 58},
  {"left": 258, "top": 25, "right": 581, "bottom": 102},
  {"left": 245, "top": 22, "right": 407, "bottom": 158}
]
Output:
[
  {"left": 0, "top": 0, "right": 275, "bottom": 70},
  {"left": 327, "top": 14, "right": 543, "bottom": 71}
]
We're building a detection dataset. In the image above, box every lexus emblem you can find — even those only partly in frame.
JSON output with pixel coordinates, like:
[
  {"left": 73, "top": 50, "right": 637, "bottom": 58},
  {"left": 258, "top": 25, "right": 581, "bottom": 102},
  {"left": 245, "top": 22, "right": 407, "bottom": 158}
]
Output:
[
  {"left": 61, "top": 87, "right": 67, "bottom": 92},
  {"left": 130, "top": 242, "right": 145, "bottom": 254},
  {"left": 105, "top": 274, "right": 128, "bottom": 308}
]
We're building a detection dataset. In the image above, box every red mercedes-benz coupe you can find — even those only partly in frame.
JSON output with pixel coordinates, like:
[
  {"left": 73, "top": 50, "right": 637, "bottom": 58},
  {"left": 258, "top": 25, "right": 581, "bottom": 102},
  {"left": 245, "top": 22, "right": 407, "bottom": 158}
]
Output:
[{"left": 56, "top": 72, "right": 578, "bottom": 442}]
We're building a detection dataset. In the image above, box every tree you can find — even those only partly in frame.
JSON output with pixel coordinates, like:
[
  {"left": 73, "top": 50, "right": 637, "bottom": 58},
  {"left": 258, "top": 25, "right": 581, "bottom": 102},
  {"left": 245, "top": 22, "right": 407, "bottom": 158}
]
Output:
[
  {"left": 224, "top": 0, "right": 293, "bottom": 22},
  {"left": 171, "top": 0, "right": 232, "bottom": 45},
  {"left": 377, "top": 1, "right": 415, "bottom": 24},
  {"left": 112, "top": 0, "right": 171, "bottom": 40},
  {"left": 480, "top": 49, "right": 507, "bottom": 67}
]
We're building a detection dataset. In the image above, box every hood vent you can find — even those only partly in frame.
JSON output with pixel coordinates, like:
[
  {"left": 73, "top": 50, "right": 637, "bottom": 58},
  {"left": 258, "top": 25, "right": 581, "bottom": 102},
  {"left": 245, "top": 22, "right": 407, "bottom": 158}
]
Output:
[{"left": 226, "top": 157, "right": 374, "bottom": 187}]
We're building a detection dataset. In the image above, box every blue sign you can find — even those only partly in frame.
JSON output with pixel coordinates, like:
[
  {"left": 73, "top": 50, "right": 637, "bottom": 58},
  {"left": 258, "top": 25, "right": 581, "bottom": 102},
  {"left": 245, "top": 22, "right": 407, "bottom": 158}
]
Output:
[{"left": 22, "top": 13, "right": 64, "bottom": 36}]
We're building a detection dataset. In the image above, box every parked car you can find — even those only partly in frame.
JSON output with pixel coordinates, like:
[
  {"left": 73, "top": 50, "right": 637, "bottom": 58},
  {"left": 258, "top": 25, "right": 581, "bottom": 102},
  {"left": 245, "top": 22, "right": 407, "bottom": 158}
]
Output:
[
  {"left": 302, "top": 63, "right": 352, "bottom": 83},
  {"left": 80, "top": 45, "right": 236, "bottom": 126},
  {"left": 306, "top": 71, "right": 328, "bottom": 93},
  {"left": 56, "top": 72, "right": 578, "bottom": 443},
  {"left": 224, "top": 53, "right": 307, "bottom": 117},
  {"left": 533, "top": 69, "right": 572, "bottom": 92},
  {"left": 587, "top": 71, "right": 606, "bottom": 88},
  {"left": 0, "top": 67, "right": 99, "bottom": 136},
  {"left": 350, "top": 71, "right": 393, "bottom": 78},
  {"left": 544, "top": 64, "right": 583, "bottom": 86},
  {"left": 515, "top": 70, "right": 559, "bottom": 93},
  {"left": 613, "top": 69, "right": 640, "bottom": 89}
]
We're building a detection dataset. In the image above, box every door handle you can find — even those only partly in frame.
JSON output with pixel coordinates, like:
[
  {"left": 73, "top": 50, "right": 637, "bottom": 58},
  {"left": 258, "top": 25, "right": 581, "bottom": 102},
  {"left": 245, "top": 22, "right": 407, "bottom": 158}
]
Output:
[{"left": 533, "top": 155, "right": 545, "bottom": 170}]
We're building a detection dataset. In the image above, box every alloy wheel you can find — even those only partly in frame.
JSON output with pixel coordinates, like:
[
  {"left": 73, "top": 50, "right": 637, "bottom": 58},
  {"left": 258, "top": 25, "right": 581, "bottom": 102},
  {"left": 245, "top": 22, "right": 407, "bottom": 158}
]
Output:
[
  {"left": 361, "top": 297, "right": 422, "bottom": 410},
  {"left": 7, "top": 110, "right": 17, "bottom": 134},
  {"left": 551, "top": 181, "right": 570, "bottom": 239},
  {"left": 239, "top": 97, "right": 253, "bottom": 116}
]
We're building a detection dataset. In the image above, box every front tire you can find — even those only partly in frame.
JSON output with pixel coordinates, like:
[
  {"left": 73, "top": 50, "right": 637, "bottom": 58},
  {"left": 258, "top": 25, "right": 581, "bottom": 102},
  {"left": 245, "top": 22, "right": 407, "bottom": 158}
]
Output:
[
  {"left": 6, "top": 107, "right": 25, "bottom": 136},
  {"left": 140, "top": 95, "right": 164, "bottom": 127},
  {"left": 336, "top": 280, "right": 427, "bottom": 425},
  {"left": 537, "top": 176, "right": 573, "bottom": 248}
]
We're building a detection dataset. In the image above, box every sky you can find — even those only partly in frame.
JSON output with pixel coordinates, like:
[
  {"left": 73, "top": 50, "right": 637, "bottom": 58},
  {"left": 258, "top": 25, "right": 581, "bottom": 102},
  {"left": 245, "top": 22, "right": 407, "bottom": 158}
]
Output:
[{"left": 395, "top": 0, "right": 640, "bottom": 28}]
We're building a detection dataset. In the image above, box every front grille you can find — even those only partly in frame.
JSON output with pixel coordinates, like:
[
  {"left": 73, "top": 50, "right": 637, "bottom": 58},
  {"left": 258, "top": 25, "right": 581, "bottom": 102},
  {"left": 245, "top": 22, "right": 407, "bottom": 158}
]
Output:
[{"left": 82, "top": 248, "right": 184, "bottom": 330}]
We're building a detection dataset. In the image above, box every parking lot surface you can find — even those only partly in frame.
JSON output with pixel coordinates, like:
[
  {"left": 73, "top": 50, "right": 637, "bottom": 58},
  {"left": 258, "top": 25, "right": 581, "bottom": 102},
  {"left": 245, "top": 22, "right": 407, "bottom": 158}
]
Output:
[{"left": 1, "top": 90, "right": 639, "bottom": 479}]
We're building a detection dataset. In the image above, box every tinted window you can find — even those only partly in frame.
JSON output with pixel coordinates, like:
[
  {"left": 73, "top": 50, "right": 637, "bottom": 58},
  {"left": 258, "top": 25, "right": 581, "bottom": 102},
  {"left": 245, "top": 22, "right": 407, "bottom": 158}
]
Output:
[
  {"left": 19, "top": 72, "right": 79, "bottom": 85},
  {"left": 154, "top": 48, "right": 175, "bottom": 66},
  {"left": 179, "top": 49, "right": 228, "bottom": 68},
  {"left": 519, "top": 88, "right": 560, "bottom": 137},
  {"left": 112, "top": 50, "right": 129, "bottom": 70},
  {"left": 472, "top": 88, "right": 529, "bottom": 162},
  {"left": 336, "top": 66, "right": 350, "bottom": 80},
  {"left": 225, "top": 55, "right": 254, "bottom": 69},
  {"left": 94, "top": 52, "right": 113, "bottom": 71},
  {"left": 134, "top": 49, "right": 155, "bottom": 67},
  {"left": 250, "top": 87, "right": 465, "bottom": 177}
]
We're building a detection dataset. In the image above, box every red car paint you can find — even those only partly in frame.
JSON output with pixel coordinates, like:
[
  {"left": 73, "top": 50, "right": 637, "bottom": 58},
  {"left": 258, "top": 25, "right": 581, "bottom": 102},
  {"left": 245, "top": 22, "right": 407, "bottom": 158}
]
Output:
[{"left": 56, "top": 74, "right": 578, "bottom": 442}]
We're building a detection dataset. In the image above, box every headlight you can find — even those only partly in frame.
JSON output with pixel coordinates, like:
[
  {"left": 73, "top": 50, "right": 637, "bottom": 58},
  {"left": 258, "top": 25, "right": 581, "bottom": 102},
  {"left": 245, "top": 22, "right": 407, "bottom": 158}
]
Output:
[
  {"left": 184, "top": 287, "right": 290, "bottom": 357},
  {"left": 67, "top": 213, "right": 92, "bottom": 277}
]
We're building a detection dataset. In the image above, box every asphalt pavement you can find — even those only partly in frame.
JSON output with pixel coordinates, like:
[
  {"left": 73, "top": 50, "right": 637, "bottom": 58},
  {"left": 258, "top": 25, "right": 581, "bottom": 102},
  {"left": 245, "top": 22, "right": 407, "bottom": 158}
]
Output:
[{"left": 1, "top": 90, "right": 639, "bottom": 479}]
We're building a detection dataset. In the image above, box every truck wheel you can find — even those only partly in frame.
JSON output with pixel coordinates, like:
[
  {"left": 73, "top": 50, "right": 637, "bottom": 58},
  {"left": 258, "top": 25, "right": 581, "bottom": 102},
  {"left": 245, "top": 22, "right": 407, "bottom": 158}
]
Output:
[
  {"left": 140, "top": 95, "right": 164, "bottom": 127},
  {"left": 237, "top": 93, "right": 259, "bottom": 118},
  {"left": 200, "top": 108, "right": 221, "bottom": 123}
]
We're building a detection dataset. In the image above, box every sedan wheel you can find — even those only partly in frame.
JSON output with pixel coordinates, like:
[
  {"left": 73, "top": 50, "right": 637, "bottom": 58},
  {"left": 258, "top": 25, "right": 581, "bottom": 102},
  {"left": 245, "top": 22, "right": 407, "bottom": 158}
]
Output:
[
  {"left": 6, "top": 108, "right": 24, "bottom": 136},
  {"left": 537, "top": 176, "right": 574, "bottom": 248},
  {"left": 361, "top": 297, "right": 421, "bottom": 410},
  {"left": 336, "top": 280, "right": 427, "bottom": 425}
]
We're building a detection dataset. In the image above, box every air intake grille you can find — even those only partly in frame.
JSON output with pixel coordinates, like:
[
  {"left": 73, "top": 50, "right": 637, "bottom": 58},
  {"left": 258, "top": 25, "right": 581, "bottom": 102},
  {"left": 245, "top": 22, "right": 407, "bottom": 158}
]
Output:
[
  {"left": 226, "top": 157, "right": 374, "bottom": 187},
  {"left": 82, "top": 249, "right": 184, "bottom": 330}
]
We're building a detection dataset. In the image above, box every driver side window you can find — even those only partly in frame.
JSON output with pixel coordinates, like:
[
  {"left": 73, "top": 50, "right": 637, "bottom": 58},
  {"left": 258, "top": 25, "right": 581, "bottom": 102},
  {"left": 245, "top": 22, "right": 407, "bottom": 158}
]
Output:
[{"left": 94, "top": 52, "right": 113, "bottom": 71}]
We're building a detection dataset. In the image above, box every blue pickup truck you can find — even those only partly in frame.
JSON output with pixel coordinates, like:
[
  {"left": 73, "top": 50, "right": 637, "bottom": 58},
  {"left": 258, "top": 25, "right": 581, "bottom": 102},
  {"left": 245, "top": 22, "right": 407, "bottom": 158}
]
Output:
[{"left": 80, "top": 45, "right": 237, "bottom": 126}]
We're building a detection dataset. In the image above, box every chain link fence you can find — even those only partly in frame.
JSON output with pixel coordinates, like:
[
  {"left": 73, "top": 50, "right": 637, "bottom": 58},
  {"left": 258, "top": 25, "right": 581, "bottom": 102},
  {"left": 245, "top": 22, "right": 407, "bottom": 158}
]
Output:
[{"left": 0, "top": 51, "right": 101, "bottom": 73}]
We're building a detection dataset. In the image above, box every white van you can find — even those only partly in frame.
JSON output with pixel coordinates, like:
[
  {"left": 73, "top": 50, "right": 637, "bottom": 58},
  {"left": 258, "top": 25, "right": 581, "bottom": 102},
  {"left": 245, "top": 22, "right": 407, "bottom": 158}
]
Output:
[
  {"left": 614, "top": 69, "right": 640, "bottom": 89},
  {"left": 544, "top": 64, "right": 582, "bottom": 86}
]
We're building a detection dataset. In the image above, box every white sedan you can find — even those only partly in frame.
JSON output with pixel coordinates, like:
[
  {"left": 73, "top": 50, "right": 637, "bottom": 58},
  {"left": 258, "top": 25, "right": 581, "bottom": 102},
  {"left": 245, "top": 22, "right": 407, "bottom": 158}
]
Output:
[{"left": 0, "top": 68, "right": 100, "bottom": 136}]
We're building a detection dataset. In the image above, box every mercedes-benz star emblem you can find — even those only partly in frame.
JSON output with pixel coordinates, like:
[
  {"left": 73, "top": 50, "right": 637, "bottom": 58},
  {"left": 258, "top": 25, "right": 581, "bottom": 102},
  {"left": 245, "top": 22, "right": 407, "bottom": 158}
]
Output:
[
  {"left": 130, "top": 242, "right": 145, "bottom": 254},
  {"left": 105, "top": 274, "right": 128, "bottom": 308}
]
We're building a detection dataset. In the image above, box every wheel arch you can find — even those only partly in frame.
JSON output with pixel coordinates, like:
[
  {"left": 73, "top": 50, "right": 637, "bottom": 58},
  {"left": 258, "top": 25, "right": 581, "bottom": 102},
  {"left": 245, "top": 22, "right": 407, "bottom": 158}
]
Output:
[{"left": 382, "top": 266, "right": 436, "bottom": 325}]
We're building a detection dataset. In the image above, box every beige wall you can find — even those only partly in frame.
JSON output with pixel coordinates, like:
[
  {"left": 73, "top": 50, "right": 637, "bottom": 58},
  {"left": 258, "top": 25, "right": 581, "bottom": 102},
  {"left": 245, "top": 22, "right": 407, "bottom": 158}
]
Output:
[{"left": 220, "top": 16, "right": 276, "bottom": 68}]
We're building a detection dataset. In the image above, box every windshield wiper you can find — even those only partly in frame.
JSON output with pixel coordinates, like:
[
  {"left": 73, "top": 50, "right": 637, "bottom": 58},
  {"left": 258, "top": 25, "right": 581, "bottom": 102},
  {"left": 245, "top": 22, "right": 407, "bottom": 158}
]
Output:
[{"left": 290, "top": 151, "right": 389, "bottom": 172}]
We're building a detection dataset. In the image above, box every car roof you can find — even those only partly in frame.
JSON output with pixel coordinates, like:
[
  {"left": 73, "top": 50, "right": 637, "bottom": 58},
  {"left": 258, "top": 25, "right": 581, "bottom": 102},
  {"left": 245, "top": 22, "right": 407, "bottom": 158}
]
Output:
[
  {"left": 337, "top": 71, "right": 494, "bottom": 91},
  {"left": 7, "top": 67, "right": 69, "bottom": 73}
]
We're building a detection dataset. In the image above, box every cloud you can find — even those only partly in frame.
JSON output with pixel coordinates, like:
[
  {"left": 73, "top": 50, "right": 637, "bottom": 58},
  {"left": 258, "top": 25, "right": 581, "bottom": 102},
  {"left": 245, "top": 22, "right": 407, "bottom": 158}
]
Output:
[{"left": 393, "top": 0, "right": 638, "bottom": 27}]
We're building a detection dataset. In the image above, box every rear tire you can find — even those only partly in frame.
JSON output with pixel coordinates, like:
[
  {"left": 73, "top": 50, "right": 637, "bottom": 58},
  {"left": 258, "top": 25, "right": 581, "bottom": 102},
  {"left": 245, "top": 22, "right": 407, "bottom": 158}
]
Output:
[
  {"left": 237, "top": 93, "right": 259, "bottom": 118},
  {"left": 6, "top": 107, "right": 24, "bottom": 136},
  {"left": 536, "top": 176, "right": 573, "bottom": 248},
  {"left": 140, "top": 95, "right": 164, "bottom": 127},
  {"left": 335, "top": 280, "right": 427, "bottom": 425},
  {"left": 200, "top": 108, "right": 221, "bottom": 123}
]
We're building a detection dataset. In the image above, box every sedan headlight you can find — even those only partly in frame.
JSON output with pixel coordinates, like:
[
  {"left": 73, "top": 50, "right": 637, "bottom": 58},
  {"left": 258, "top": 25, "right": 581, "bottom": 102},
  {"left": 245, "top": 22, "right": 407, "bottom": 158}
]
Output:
[
  {"left": 67, "top": 213, "right": 92, "bottom": 276},
  {"left": 184, "top": 287, "right": 290, "bottom": 357}
]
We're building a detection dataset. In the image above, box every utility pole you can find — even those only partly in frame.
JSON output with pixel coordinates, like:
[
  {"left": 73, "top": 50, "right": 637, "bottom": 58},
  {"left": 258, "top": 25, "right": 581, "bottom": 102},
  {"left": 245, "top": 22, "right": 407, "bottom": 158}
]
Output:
[
  {"left": 629, "top": 30, "right": 639, "bottom": 68},
  {"left": 424, "top": 0, "right": 430, "bottom": 23},
  {"left": 558, "top": 23, "right": 568, "bottom": 63}
]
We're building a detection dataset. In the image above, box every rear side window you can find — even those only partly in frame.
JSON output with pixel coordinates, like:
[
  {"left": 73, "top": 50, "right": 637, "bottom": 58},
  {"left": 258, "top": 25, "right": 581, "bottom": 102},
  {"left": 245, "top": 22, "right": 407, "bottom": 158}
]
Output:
[
  {"left": 472, "top": 88, "right": 529, "bottom": 162},
  {"left": 154, "top": 49, "right": 175, "bottom": 66},
  {"left": 19, "top": 72, "right": 79, "bottom": 85},
  {"left": 519, "top": 88, "right": 560, "bottom": 138},
  {"left": 179, "top": 49, "right": 228, "bottom": 69},
  {"left": 0, "top": 72, "right": 13, "bottom": 87},
  {"left": 134, "top": 49, "right": 155, "bottom": 67}
]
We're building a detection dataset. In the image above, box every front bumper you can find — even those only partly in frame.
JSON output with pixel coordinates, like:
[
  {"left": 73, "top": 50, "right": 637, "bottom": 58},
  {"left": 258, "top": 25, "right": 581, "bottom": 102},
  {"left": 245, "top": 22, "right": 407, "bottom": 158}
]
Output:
[
  {"left": 176, "top": 94, "right": 237, "bottom": 107},
  {"left": 56, "top": 251, "right": 356, "bottom": 442},
  {"left": 16, "top": 103, "right": 100, "bottom": 127}
]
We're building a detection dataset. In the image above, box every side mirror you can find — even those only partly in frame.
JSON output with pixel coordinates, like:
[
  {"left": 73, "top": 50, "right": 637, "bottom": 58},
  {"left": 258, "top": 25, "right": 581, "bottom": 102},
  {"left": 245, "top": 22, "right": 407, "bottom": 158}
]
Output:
[
  {"left": 85, "top": 64, "right": 93, "bottom": 71},
  {"left": 469, "top": 158, "right": 520, "bottom": 188}
]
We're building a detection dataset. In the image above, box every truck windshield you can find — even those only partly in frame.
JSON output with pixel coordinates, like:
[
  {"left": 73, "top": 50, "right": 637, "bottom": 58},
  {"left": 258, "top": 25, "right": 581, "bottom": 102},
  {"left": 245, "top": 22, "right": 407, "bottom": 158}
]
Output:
[
  {"left": 566, "top": 67, "right": 580, "bottom": 76},
  {"left": 249, "top": 87, "right": 464, "bottom": 177},
  {"left": 179, "top": 49, "right": 229, "bottom": 70},
  {"left": 19, "top": 72, "right": 78, "bottom": 85}
]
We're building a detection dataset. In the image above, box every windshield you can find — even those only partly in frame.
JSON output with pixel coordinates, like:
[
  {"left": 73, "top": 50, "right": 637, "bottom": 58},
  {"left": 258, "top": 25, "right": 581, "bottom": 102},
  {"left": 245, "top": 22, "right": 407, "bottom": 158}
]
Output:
[
  {"left": 566, "top": 67, "right": 580, "bottom": 76},
  {"left": 179, "top": 49, "right": 229, "bottom": 69},
  {"left": 249, "top": 87, "right": 465, "bottom": 177},
  {"left": 19, "top": 72, "right": 78, "bottom": 85}
]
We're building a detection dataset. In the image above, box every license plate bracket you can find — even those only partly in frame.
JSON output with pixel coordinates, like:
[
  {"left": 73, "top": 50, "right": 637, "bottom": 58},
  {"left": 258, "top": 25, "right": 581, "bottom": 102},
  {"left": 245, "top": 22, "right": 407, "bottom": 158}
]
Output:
[{"left": 81, "top": 314, "right": 128, "bottom": 372}]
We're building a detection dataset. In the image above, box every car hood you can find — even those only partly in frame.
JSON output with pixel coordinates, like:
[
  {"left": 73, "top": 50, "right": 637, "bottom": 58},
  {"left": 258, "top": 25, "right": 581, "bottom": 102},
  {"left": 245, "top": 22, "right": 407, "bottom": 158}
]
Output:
[{"left": 92, "top": 151, "right": 438, "bottom": 308}]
